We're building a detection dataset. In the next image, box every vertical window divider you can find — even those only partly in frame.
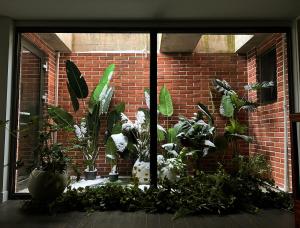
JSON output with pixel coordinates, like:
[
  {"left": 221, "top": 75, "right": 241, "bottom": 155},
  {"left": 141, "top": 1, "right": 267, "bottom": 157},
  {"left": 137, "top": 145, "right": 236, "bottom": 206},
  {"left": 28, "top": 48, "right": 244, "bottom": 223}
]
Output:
[{"left": 149, "top": 32, "right": 158, "bottom": 187}]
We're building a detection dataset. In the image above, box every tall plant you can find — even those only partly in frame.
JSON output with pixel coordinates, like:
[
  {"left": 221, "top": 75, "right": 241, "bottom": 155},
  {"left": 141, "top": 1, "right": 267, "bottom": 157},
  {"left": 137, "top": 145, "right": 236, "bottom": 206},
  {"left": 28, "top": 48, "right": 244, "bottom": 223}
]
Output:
[
  {"left": 212, "top": 78, "right": 273, "bottom": 156},
  {"left": 50, "top": 60, "right": 115, "bottom": 172}
]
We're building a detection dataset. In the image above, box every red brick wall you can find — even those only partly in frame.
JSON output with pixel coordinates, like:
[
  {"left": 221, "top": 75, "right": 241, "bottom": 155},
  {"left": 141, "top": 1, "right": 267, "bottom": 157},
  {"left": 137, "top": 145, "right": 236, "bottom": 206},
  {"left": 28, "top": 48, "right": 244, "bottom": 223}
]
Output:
[
  {"left": 158, "top": 53, "right": 249, "bottom": 170},
  {"left": 58, "top": 53, "right": 150, "bottom": 175},
  {"left": 56, "top": 52, "right": 248, "bottom": 175},
  {"left": 22, "top": 33, "right": 57, "bottom": 105},
  {"left": 247, "top": 34, "right": 292, "bottom": 189},
  {"left": 17, "top": 51, "right": 41, "bottom": 177}
]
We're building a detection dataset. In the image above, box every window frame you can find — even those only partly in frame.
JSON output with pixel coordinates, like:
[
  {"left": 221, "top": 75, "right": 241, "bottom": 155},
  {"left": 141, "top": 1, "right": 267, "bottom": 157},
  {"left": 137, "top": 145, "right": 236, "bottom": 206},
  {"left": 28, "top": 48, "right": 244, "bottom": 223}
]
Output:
[
  {"left": 257, "top": 46, "right": 278, "bottom": 105},
  {"left": 9, "top": 25, "right": 295, "bottom": 200}
]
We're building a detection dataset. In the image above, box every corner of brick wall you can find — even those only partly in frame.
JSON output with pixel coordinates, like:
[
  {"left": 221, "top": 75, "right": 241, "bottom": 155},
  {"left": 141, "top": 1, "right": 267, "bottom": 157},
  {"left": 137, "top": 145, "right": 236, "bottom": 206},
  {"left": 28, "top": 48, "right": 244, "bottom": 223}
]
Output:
[{"left": 247, "top": 33, "right": 292, "bottom": 190}]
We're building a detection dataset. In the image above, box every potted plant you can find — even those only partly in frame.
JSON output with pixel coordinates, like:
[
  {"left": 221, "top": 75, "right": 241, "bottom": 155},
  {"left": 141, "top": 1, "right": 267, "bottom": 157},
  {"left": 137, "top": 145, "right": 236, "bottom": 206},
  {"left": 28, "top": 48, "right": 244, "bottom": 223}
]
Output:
[
  {"left": 175, "top": 103, "right": 216, "bottom": 172},
  {"left": 106, "top": 86, "right": 174, "bottom": 184},
  {"left": 51, "top": 60, "right": 116, "bottom": 180},
  {"left": 27, "top": 111, "right": 71, "bottom": 202}
]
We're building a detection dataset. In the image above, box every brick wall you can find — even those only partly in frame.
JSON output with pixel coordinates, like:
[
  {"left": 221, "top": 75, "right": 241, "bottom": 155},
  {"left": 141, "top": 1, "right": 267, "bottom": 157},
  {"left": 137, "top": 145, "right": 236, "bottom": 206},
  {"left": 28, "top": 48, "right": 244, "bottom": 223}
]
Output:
[
  {"left": 17, "top": 51, "right": 41, "bottom": 178},
  {"left": 56, "top": 52, "right": 248, "bottom": 175},
  {"left": 247, "top": 34, "right": 292, "bottom": 189},
  {"left": 58, "top": 53, "right": 150, "bottom": 175},
  {"left": 157, "top": 53, "right": 249, "bottom": 170}
]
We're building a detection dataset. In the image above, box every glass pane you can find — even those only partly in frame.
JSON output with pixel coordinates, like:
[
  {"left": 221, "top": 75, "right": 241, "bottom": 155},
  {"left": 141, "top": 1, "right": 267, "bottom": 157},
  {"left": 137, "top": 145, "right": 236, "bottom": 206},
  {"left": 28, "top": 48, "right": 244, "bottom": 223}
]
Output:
[
  {"left": 16, "top": 46, "right": 42, "bottom": 192},
  {"left": 156, "top": 33, "right": 292, "bottom": 191},
  {"left": 15, "top": 33, "right": 150, "bottom": 193}
]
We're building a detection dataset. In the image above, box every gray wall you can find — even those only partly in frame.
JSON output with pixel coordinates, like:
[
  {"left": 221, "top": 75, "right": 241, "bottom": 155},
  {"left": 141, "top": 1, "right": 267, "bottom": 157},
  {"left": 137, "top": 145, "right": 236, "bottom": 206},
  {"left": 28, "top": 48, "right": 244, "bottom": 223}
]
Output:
[{"left": 0, "top": 17, "right": 14, "bottom": 202}]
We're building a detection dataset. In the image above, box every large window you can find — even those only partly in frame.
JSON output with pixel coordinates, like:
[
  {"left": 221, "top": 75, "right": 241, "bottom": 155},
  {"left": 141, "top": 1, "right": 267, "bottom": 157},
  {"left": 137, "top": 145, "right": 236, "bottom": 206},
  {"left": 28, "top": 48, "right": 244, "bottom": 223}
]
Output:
[{"left": 10, "top": 30, "right": 293, "bottom": 197}]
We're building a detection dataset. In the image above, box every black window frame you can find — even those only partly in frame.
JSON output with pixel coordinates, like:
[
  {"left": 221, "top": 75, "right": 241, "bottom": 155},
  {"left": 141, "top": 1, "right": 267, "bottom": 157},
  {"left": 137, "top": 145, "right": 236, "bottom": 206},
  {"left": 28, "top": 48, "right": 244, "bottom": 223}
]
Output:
[
  {"left": 257, "top": 46, "right": 278, "bottom": 105},
  {"left": 9, "top": 24, "right": 295, "bottom": 200}
]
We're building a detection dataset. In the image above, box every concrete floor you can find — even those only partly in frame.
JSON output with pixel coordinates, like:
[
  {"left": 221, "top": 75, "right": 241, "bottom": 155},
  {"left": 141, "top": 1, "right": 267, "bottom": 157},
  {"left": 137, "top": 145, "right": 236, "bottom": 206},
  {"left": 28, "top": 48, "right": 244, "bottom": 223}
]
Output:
[{"left": 0, "top": 200, "right": 295, "bottom": 228}]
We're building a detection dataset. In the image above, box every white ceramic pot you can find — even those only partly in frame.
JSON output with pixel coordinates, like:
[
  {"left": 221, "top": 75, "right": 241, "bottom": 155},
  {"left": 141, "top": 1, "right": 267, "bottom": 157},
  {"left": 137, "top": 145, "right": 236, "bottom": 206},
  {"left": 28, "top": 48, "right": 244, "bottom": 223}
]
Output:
[
  {"left": 159, "top": 167, "right": 176, "bottom": 182},
  {"left": 132, "top": 158, "right": 150, "bottom": 184}
]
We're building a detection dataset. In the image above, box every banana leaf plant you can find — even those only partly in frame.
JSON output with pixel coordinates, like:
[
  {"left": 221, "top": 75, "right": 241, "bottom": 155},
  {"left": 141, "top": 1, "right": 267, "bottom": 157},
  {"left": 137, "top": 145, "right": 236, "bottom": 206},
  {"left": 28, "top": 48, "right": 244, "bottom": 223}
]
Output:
[
  {"left": 212, "top": 78, "right": 274, "bottom": 156},
  {"left": 49, "top": 60, "right": 115, "bottom": 173}
]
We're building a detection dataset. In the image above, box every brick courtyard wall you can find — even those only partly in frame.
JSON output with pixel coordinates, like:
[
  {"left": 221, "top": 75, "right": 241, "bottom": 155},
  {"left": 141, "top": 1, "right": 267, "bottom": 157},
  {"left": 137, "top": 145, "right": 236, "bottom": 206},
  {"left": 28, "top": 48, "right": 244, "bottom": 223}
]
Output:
[
  {"left": 247, "top": 34, "right": 292, "bottom": 189},
  {"left": 57, "top": 52, "right": 248, "bottom": 175},
  {"left": 157, "top": 53, "right": 249, "bottom": 170},
  {"left": 58, "top": 53, "right": 150, "bottom": 175}
]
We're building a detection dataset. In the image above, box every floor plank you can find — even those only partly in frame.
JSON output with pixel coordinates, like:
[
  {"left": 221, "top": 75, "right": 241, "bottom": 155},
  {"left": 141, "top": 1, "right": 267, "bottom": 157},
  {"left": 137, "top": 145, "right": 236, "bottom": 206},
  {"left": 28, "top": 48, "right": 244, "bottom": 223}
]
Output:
[{"left": 0, "top": 201, "right": 295, "bottom": 228}]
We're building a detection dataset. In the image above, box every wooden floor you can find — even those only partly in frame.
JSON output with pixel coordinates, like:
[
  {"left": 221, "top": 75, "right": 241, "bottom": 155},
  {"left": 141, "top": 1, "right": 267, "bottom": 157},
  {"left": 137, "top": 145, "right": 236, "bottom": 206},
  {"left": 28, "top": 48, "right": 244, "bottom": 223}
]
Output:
[{"left": 0, "top": 200, "right": 295, "bottom": 228}]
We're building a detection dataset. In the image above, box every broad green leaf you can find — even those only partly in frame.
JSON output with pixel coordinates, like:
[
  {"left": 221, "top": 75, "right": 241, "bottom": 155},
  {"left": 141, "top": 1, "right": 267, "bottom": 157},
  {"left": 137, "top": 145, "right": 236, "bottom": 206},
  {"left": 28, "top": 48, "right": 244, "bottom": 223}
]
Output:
[
  {"left": 105, "top": 137, "right": 118, "bottom": 162},
  {"left": 158, "top": 85, "right": 173, "bottom": 117},
  {"left": 212, "top": 79, "right": 234, "bottom": 95},
  {"left": 220, "top": 95, "right": 234, "bottom": 117},
  {"left": 114, "top": 102, "right": 125, "bottom": 113},
  {"left": 157, "top": 124, "right": 166, "bottom": 142},
  {"left": 67, "top": 82, "right": 79, "bottom": 112},
  {"left": 48, "top": 106, "right": 74, "bottom": 128},
  {"left": 167, "top": 127, "right": 178, "bottom": 143},
  {"left": 107, "top": 110, "right": 121, "bottom": 134},
  {"left": 100, "top": 87, "right": 114, "bottom": 114},
  {"left": 89, "top": 64, "right": 115, "bottom": 113},
  {"left": 65, "top": 60, "right": 88, "bottom": 98}
]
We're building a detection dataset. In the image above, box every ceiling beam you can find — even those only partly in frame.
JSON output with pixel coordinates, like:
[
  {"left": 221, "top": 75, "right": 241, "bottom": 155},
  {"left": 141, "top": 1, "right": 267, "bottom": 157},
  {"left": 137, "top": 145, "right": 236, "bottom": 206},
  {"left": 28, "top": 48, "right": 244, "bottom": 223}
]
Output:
[{"left": 160, "top": 33, "right": 202, "bottom": 53}]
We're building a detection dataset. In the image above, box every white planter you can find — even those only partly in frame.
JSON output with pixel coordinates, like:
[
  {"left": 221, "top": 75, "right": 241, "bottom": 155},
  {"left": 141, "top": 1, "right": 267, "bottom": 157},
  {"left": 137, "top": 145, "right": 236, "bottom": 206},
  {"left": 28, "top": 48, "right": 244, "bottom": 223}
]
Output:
[
  {"left": 132, "top": 159, "right": 150, "bottom": 184},
  {"left": 159, "top": 167, "right": 177, "bottom": 182}
]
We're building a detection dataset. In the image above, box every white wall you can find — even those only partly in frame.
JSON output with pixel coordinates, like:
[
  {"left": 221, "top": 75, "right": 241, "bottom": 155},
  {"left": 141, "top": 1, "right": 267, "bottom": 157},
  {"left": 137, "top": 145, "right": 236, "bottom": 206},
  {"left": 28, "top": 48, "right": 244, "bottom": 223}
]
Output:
[{"left": 0, "top": 17, "right": 14, "bottom": 202}]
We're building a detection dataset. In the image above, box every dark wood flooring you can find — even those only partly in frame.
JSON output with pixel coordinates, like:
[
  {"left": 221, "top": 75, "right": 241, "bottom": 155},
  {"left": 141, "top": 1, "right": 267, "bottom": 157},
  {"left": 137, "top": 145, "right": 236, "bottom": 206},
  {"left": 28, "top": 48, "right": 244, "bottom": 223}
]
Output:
[{"left": 0, "top": 200, "right": 295, "bottom": 228}]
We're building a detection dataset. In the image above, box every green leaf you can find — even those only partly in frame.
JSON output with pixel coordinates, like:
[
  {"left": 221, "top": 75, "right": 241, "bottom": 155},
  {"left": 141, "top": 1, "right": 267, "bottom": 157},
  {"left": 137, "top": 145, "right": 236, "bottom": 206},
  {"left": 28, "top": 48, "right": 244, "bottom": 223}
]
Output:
[
  {"left": 89, "top": 64, "right": 115, "bottom": 113},
  {"left": 212, "top": 79, "right": 234, "bottom": 95},
  {"left": 167, "top": 128, "right": 178, "bottom": 143},
  {"left": 197, "top": 103, "right": 214, "bottom": 125},
  {"left": 114, "top": 102, "right": 125, "bottom": 113},
  {"left": 158, "top": 85, "right": 173, "bottom": 117},
  {"left": 67, "top": 82, "right": 79, "bottom": 112},
  {"left": 107, "top": 110, "right": 121, "bottom": 134},
  {"left": 157, "top": 124, "right": 166, "bottom": 142},
  {"left": 229, "top": 133, "right": 253, "bottom": 143},
  {"left": 225, "top": 119, "right": 247, "bottom": 134},
  {"left": 105, "top": 137, "right": 118, "bottom": 163},
  {"left": 100, "top": 87, "right": 114, "bottom": 114},
  {"left": 48, "top": 106, "right": 74, "bottom": 128},
  {"left": 220, "top": 95, "right": 234, "bottom": 117},
  {"left": 65, "top": 60, "right": 88, "bottom": 98},
  {"left": 244, "top": 81, "right": 274, "bottom": 91}
]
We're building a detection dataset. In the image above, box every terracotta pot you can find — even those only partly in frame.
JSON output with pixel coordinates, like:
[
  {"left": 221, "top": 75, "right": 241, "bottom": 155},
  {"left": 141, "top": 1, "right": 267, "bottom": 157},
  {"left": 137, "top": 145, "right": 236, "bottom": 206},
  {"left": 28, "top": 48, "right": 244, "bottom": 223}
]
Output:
[
  {"left": 28, "top": 168, "right": 67, "bottom": 202},
  {"left": 132, "top": 158, "right": 150, "bottom": 184}
]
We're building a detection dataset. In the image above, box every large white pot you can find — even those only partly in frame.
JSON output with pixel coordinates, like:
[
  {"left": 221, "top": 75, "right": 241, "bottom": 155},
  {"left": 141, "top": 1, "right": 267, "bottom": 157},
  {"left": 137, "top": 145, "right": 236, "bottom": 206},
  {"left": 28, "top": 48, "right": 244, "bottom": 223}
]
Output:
[
  {"left": 28, "top": 168, "right": 68, "bottom": 201},
  {"left": 132, "top": 159, "right": 150, "bottom": 184}
]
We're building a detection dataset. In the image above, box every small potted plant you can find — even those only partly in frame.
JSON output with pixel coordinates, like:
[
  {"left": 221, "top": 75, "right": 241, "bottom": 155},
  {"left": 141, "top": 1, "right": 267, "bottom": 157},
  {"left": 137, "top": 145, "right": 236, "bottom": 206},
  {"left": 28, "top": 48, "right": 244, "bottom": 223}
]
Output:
[{"left": 27, "top": 112, "right": 70, "bottom": 202}]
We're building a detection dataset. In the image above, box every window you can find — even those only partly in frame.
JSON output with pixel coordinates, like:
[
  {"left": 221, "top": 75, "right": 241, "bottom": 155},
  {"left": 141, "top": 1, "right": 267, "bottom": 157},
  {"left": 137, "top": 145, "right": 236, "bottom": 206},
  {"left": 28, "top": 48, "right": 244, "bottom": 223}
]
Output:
[{"left": 257, "top": 47, "right": 277, "bottom": 104}]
